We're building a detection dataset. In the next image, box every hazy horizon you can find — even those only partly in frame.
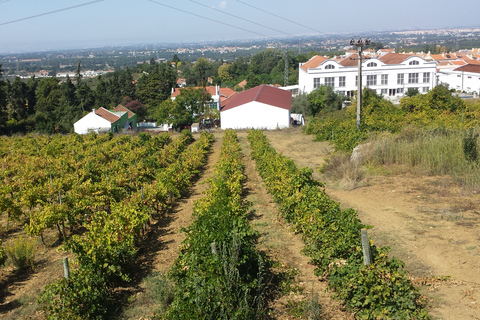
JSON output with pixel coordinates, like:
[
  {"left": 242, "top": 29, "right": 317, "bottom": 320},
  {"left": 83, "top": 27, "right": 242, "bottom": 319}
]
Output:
[{"left": 1, "top": 0, "right": 479, "bottom": 54}]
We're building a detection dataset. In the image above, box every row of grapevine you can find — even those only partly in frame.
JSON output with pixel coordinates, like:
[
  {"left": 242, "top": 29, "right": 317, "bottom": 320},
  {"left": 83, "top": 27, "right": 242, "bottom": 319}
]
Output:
[
  {"left": 247, "top": 129, "right": 430, "bottom": 320},
  {"left": 0, "top": 131, "right": 187, "bottom": 241},
  {"left": 165, "top": 130, "right": 266, "bottom": 319},
  {"left": 1, "top": 131, "right": 214, "bottom": 319}
]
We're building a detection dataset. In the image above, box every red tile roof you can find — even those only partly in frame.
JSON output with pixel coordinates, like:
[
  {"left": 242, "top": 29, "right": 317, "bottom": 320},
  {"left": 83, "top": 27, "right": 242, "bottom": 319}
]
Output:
[
  {"left": 94, "top": 107, "right": 120, "bottom": 123},
  {"left": 453, "top": 64, "right": 480, "bottom": 74},
  {"left": 300, "top": 55, "right": 328, "bottom": 71},
  {"left": 113, "top": 105, "right": 135, "bottom": 119},
  {"left": 236, "top": 79, "right": 247, "bottom": 89},
  {"left": 340, "top": 53, "right": 360, "bottom": 66},
  {"left": 378, "top": 53, "right": 413, "bottom": 64},
  {"left": 221, "top": 85, "right": 291, "bottom": 112},
  {"left": 172, "top": 86, "right": 236, "bottom": 100}
]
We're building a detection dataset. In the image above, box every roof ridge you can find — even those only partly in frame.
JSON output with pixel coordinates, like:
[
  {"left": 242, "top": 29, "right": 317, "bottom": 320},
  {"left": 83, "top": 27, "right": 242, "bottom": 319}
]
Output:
[{"left": 253, "top": 85, "right": 264, "bottom": 102}]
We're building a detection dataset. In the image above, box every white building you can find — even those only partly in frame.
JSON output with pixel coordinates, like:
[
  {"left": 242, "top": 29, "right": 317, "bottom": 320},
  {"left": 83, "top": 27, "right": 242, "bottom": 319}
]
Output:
[
  {"left": 298, "top": 53, "right": 437, "bottom": 101},
  {"left": 437, "top": 64, "right": 480, "bottom": 94},
  {"left": 74, "top": 108, "right": 125, "bottom": 134},
  {"left": 220, "top": 85, "right": 291, "bottom": 130}
]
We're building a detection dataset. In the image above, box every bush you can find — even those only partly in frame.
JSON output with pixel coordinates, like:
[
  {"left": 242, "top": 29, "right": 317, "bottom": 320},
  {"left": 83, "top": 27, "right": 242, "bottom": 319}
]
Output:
[
  {"left": 5, "top": 236, "right": 36, "bottom": 270},
  {"left": 463, "top": 128, "right": 479, "bottom": 162},
  {"left": 0, "top": 239, "right": 7, "bottom": 267}
]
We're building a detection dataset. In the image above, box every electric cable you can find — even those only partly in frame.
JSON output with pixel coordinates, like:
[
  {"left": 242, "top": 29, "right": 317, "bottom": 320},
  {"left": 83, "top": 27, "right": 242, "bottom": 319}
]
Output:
[
  {"left": 148, "top": 0, "right": 270, "bottom": 39},
  {"left": 0, "top": 0, "right": 105, "bottom": 26},
  {"left": 187, "top": 0, "right": 293, "bottom": 37},
  {"left": 235, "top": 0, "right": 322, "bottom": 34}
]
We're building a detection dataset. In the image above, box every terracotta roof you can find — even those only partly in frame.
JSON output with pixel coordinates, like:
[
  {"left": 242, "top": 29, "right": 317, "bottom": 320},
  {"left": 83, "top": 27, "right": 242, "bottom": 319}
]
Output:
[
  {"left": 378, "top": 53, "right": 413, "bottom": 64},
  {"left": 300, "top": 55, "right": 328, "bottom": 71},
  {"left": 172, "top": 86, "right": 236, "bottom": 101},
  {"left": 221, "top": 92, "right": 238, "bottom": 109},
  {"left": 339, "top": 53, "right": 360, "bottom": 66},
  {"left": 451, "top": 60, "right": 467, "bottom": 66},
  {"left": 453, "top": 64, "right": 480, "bottom": 74},
  {"left": 221, "top": 85, "right": 291, "bottom": 112},
  {"left": 236, "top": 79, "right": 247, "bottom": 89},
  {"left": 113, "top": 105, "right": 135, "bottom": 119},
  {"left": 94, "top": 107, "right": 120, "bottom": 123}
]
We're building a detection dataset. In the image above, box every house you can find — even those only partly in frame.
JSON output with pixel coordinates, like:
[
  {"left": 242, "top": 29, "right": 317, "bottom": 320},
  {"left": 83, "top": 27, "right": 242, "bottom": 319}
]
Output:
[
  {"left": 437, "top": 64, "right": 480, "bottom": 94},
  {"left": 220, "top": 85, "right": 291, "bottom": 130},
  {"left": 113, "top": 105, "right": 137, "bottom": 130},
  {"left": 74, "top": 107, "right": 129, "bottom": 134},
  {"left": 298, "top": 52, "right": 437, "bottom": 101}
]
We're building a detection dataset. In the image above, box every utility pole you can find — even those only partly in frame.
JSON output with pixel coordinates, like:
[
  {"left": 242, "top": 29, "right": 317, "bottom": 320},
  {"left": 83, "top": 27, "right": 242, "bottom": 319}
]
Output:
[{"left": 350, "top": 38, "right": 370, "bottom": 130}]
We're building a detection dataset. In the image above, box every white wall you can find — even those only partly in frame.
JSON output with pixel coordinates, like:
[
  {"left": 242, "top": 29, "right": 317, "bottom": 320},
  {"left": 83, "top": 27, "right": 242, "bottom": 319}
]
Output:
[
  {"left": 74, "top": 112, "right": 112, "bottom": 134},
  {"left": 221, "top": 101, "right": 290, "bottom": 130},
  {"left": 438, "top": 70, "right": 480, "bottom": 94}
]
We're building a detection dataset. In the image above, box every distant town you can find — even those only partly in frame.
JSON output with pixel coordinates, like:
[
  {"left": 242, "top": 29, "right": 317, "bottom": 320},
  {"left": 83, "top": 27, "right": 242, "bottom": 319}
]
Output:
[{"left": 1, "top": 27, "right": 480, "bottom": 80}]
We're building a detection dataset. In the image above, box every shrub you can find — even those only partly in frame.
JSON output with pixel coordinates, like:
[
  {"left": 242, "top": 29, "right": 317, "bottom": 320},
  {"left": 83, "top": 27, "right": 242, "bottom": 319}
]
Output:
[
  {"left": 0, "top": 239, "right": 7, "bottom": 267},
  {"left": 463, "top": 128, "right": 479, "bottom": 162},
  {"left": 5, "top": 236, "right": 36, "bottom": 270}
]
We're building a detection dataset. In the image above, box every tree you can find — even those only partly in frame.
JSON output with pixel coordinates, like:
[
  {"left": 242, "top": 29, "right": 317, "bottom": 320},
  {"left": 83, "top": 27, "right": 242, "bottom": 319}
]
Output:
[
  {"left": 137, "top": 62, "right": 176, "bottom": 108},
  {"left": 35, "top": 77, "right": 62, "bottom": 133},
  {"left": 405, "top": 87, "right": 420, "bottom": 97},
  {"left": 155, "top": 88, "right": 210, "bottom": 130},
  {"left": 8, "top": 77, "right": 32, "bottom": 120},
  {"left": 124, "top": 100, "right": 147, "bottom": 121},
  {"left": 95, "top": 75, "right": 110, "bottom": 109},
  {"left": 244, "top": 73, "right": 261, "bottom": 90},
  {"left": 307, "top": 85, "right": 344, "bottom": 116},
  {"left": 218, "top": 64, "right": 233, "bottom": 82},
  {"left": 290, "top": 92, "right": 310, "bottom": 115},
  {"left": 0, "top": 64, "right": 8, "bottom": 131}
]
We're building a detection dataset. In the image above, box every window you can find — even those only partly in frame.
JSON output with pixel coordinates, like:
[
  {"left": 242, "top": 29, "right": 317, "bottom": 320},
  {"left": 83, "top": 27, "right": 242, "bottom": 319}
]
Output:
[
  {"left": 325, "top": 64, "right": 335, "bottom": 69},
  {"left": 325, "top": 77, "right": 335, "bottom": 88},
  {"left": 423, "top": 72, "right": 430, "bottom": 83},
  {"left": 397, "top": 88, "right": 404, "bottom": 94},
  {"left": 367, "top": 62, "right": 377, "bottom": 67},
  {"left": 409, "top": 60, "right": 419, "bottom": 65},
  {"left": 339, "top": 76, "right": 346, "bottom": 87},
  {"left": 422, "top": 87, "right": 429, "bottom": 93},
  {"left": 381, "top": 74, "right": 388, "bottom": 85},
  {"left": 408, "top": 73, "right": 419, "bottom": 84},
  {"left": 338, "top": 91, "right": 346, "bottom": 96},
  {"left": 314, "top": 78, "right": 321, "bottom": 88},
  {"left": 367, "top": 75, "right": 377, "bottom": 86},
  {"left": 355, "top": 75, "right": 358, "bottom": 86},
  {"left": 397, "top": 73, "right": 404, "bottom": 84},
  {"left": 381, "top": 88, "right": 388, "bottom": 95}
]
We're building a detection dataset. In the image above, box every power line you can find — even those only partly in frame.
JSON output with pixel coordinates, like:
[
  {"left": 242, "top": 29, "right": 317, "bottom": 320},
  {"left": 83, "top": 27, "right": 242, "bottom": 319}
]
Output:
[
  {"left": 148, "top": 0, "right": 270, "bottom": 39},
  {"left": 0, "top": 0, "right": 12, "bottom": 4},
  {"left": 0, "top": 0, "right": 105, "bottom": 26},
  {"left": 187, "top": 0, "right": 293, "bottom": 37},
  {"left": 235, "top": 0, "right": 323, "bottom": 34}
]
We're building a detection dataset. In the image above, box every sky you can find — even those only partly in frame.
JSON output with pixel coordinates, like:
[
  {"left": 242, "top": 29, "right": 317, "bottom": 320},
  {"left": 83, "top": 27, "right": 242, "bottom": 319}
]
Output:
[{"left": 1, "top": 0, "right": 479, "bottom": 54}]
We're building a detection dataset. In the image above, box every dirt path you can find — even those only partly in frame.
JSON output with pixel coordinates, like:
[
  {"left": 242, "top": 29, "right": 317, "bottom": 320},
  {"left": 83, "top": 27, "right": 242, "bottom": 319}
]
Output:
[
  {"left": 237, "top": 132, "right": 354, "bottom": 319},
  {"left": 263, "top": 128, "right": 480, "bottom": 320},
  {"left": 147, "top": 135, "right": 223, "bottom": 275}
]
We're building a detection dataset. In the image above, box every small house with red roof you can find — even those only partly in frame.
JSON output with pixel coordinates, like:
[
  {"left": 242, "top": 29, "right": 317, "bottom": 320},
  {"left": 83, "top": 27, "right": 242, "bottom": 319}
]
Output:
[
  {"left": 74, "top": 106, "right": 134, "bottom": 134},
  {"left": 220, "top": 85, "right": 291, "bottom": 130}
]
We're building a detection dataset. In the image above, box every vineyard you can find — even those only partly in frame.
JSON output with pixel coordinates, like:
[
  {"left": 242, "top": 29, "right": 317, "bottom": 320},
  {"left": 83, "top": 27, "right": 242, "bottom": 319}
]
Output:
[{"left": 2, "top": 128, "right": 476, "bottom": 319}]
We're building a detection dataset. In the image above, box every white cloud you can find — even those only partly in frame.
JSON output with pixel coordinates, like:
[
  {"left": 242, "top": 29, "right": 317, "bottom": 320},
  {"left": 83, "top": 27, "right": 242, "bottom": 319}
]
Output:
[{"left": 219, "top": 1, "right": 227, "bottom": 8}]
